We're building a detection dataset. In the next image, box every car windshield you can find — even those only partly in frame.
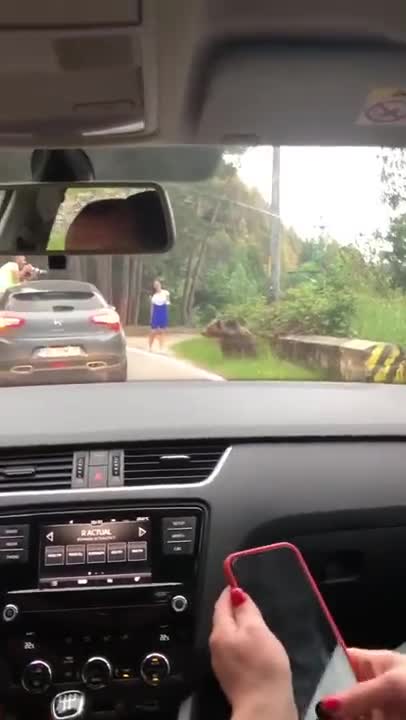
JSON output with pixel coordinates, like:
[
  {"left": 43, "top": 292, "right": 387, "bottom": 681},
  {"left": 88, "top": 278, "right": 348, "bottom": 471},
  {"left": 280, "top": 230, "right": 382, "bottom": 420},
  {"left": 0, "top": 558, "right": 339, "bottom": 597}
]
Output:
[{"left": 0, "top": 144, "right": 404, "bottom": 386}]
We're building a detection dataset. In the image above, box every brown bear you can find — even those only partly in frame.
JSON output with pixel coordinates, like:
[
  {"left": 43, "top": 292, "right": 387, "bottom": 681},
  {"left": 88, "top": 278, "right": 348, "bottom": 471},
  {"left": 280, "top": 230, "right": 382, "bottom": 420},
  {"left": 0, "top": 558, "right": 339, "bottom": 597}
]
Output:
[{"left": 202, "top": 318, "right": 258, "bottom": 358}]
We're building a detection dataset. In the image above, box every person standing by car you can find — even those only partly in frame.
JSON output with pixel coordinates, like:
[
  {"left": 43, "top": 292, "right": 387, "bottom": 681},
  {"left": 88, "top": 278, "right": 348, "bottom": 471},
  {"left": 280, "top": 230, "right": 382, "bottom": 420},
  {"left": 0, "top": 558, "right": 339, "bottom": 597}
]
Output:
[
  {"left": 149, "top": 279, "right": 170, "bottom": 352},
  {"left": 0, "top": 256, "right": 34, "bottom": 294}
]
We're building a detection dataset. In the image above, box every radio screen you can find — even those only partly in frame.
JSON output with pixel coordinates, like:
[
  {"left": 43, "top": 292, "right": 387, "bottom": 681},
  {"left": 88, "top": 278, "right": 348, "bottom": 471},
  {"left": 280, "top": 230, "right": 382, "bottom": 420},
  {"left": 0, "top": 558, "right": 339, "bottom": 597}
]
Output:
[{"left": 39, "top": 517, "right": 152, "bottom": 589}]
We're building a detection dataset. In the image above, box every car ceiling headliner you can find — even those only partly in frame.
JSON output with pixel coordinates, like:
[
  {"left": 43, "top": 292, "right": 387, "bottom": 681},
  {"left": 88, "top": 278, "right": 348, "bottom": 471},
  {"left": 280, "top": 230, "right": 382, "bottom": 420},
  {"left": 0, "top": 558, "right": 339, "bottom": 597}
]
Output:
[{"left": 0, "top": 0, "right": 404, "bottom": 151}]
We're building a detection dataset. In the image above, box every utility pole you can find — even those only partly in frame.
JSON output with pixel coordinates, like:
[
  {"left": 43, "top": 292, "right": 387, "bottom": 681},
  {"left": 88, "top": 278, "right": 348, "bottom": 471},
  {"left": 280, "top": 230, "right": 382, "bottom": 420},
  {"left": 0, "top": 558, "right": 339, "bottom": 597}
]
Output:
[{"left": 269, "top": 146, "right": 281, "bottom": 300}]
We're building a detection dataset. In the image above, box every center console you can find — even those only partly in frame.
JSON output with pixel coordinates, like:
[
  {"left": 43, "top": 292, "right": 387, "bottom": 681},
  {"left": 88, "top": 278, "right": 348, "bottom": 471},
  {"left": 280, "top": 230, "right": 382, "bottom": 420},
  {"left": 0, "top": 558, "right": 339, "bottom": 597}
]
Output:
[{"left": 0, "top": 505, "right": 206, "bottom": 719}]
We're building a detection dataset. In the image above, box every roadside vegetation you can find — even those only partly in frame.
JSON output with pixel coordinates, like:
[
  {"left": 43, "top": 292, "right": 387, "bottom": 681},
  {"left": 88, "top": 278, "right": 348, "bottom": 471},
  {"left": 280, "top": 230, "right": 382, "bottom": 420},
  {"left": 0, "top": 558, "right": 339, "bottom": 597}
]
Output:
[{"left": 173, "top": 337, "right": 324, "bottom": 381}]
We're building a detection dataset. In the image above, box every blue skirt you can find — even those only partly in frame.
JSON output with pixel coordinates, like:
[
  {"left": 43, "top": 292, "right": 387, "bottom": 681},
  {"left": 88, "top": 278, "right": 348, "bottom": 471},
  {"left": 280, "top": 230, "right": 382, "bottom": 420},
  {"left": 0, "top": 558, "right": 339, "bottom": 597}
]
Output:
[{"left": 151, "top": 303, "right": 168, "bottom": 330}]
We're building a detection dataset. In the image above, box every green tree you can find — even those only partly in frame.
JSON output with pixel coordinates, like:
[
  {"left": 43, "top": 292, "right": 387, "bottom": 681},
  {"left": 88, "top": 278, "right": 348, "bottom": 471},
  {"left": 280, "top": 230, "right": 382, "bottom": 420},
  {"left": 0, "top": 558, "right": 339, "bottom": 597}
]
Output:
[{"left": 382, "top": 214, "right": 406, "bottom": 290}]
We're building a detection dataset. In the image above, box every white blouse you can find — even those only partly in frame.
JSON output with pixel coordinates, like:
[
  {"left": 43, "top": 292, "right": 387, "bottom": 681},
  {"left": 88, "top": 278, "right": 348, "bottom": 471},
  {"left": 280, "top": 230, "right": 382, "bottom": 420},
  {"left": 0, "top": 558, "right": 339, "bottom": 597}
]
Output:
[{"left": 151, "top": 290, "right": 170, "bottom": 306}]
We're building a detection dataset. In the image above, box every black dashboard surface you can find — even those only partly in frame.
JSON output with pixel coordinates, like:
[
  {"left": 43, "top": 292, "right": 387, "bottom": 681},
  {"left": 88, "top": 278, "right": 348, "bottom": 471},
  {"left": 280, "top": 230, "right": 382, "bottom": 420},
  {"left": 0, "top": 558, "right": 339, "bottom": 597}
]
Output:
[
  {"left": 4, "top": 381, "right": 406, "bottom": 446},
  {"left": 1, "top": 381, "right": 406, "bottom": 651}
]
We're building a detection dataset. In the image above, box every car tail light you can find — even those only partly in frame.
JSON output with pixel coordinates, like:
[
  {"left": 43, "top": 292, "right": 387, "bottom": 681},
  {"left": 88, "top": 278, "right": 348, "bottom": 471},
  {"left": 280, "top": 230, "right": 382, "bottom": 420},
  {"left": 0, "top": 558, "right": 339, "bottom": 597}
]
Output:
[
  {"left": 0, "top": 315, "right": 25, "bottom": 331},
  {"left": 91, "top": 310, "right": 121, "bottom": 332}
]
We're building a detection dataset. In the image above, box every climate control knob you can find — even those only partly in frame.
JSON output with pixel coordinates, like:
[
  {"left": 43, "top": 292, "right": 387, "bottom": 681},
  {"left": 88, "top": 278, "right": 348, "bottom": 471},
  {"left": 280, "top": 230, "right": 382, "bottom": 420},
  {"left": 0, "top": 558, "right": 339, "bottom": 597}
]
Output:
[
  {"left": 22, "top": 659, "right": 52, "bottom": 694},
  {"left": 140, "top": 652, "right": 170, "bottom": 687},
  {"left": 171, "top": 594, "right": 188, "bottom": 613},
  {"left": 81, "top": 656, "right": 112, "bottom": 690}
]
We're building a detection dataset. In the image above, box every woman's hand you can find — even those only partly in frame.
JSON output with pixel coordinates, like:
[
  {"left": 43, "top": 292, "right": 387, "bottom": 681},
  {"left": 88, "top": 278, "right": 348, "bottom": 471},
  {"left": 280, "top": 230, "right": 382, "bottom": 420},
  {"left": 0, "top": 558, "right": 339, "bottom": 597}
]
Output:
[
  {"left": 320, "top": 648, "right": 406, "bottom": 719},
  {"left": 210, "top": 587, "right": 297, "bottom": 720}
]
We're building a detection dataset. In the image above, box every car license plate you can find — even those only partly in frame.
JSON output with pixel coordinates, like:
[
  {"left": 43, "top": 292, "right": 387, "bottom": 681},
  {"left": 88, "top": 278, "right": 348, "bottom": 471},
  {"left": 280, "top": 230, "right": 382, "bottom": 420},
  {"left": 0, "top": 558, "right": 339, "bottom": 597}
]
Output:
[{"left": 38, "top": 346, "right": 82, "bottom": 358}]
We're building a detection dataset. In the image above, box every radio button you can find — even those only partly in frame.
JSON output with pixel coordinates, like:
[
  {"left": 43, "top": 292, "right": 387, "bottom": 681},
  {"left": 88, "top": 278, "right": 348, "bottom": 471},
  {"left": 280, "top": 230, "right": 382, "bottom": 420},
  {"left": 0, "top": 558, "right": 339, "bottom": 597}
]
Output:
[
  {"left": 66, "top": 545, "right": 85, "bottom": 565},
  {"left": 87, "top": 544, "right": 106, "bottom": 564},
  {"left": 140, "top": 653, "right": 170, "bottom": 687},
  {"left": 164, "top": 528, "right": 194, "bottom": 543},
  {"left": 0, "top": 524, "right": 29, "bottom": 563},
  {"left": 45, "top": 546, "right": 65, "bottom": 566},
  {"left": 0, "top": 549, "right": 26, "bottom": 564},
  {"left": 162, "top": 517, "right": 196, "bottom": 532},
  {"left": 0, "top": 524, "right": 27, "bottom": 536},
  {"left": 0, "top": 537, "right": 25, "bottom": 550},
  {"left": 22, "top": 660, "right": 52, "bottom": 694},
  {"left": 128, "top": 541, "right": 147, "bottom": 562},
  {"left": 107, "top": 542, "right": 126, "bottom": 563},
  {"left": 163, "top": 540, "right": 193, "bottom": 556},
  {"left": 162, "top": 518, "right": 196, "bottom": 555}
]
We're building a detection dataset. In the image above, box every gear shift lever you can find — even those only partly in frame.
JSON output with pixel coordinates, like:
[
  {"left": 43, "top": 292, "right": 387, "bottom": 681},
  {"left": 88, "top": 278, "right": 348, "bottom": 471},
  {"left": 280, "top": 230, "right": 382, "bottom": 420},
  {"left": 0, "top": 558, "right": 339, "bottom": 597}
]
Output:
[{"left": 51, "top": 690, "right": 86, "bottom": 720}]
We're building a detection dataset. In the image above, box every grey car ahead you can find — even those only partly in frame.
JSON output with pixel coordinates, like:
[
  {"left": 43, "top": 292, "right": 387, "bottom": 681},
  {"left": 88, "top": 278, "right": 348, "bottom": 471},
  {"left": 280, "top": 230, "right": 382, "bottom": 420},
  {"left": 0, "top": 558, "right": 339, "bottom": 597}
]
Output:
[{"left": 0, "top": 279, "right": 127, "bottom": 385}]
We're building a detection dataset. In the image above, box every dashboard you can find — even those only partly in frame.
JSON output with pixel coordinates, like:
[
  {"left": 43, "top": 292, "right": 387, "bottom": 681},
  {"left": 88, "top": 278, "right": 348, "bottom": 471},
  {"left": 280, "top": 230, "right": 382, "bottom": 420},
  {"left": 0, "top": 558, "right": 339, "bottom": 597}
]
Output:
[{"left": 1, "top": 381, "right": 406, "bottom": 720}]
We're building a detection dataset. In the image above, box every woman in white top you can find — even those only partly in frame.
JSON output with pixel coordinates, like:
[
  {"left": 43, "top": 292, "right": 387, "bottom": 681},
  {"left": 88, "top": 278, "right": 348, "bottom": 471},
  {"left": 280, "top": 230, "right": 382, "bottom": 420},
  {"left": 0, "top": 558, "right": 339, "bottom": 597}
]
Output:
[{"left": 149, "top": 279, "right": 170, "bottom": 352}]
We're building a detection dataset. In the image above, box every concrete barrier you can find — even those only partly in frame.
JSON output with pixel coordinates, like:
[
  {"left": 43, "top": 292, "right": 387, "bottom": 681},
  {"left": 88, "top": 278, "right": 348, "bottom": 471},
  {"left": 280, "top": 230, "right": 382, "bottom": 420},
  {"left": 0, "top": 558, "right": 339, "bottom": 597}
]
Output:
[{"left": 275, "top": 334, "right": 406, "bottom": 383}]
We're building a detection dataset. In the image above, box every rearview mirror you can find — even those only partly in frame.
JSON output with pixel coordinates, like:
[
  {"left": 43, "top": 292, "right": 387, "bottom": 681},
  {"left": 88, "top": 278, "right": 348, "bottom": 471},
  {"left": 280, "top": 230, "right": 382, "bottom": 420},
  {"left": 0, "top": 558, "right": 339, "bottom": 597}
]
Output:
[{"left": 0, "top": 183, "right": 175, "bottom": 255}]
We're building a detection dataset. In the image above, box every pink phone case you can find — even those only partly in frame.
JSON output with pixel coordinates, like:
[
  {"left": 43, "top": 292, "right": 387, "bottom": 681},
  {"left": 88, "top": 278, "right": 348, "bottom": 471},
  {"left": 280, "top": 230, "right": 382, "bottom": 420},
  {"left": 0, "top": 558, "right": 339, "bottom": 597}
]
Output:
[{"left": 224, "top": 541, "right": 354, "bottom": 670}]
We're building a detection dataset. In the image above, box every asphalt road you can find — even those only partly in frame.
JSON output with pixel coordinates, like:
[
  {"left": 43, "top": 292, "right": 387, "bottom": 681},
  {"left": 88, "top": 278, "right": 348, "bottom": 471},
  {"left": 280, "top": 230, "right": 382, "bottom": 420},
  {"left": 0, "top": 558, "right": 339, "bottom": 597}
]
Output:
[{"left": 126, "top": 346, "right": 222, "bottom": 381}]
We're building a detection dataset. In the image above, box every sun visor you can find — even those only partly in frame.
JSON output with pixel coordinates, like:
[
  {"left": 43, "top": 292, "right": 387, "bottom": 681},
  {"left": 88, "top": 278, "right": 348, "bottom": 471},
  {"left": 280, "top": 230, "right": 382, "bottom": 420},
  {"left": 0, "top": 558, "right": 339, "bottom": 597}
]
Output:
[
  {"left": 0, "top": 0, "right": 156, "bottom": 145},
  {"left": 198, "top": 44, "right": 406, "bottom": 146}
]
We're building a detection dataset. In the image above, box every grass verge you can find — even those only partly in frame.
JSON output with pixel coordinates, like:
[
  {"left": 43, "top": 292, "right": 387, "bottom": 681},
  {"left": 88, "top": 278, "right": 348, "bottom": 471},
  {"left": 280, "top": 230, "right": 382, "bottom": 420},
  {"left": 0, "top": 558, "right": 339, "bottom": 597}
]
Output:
[
  {"left": 352, "top": 293, "right": 406, "bottom": 346},
  {"left": 173, "top": 337, "right": 325, "bottom": 381}
]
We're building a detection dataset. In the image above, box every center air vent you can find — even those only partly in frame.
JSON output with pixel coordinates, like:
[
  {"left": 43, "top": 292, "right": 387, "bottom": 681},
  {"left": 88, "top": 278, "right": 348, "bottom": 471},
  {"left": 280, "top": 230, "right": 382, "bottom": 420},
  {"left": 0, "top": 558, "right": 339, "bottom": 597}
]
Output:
[
  {"left": 0, "top": 449, "right": 73, "bottom": 492},
  {"left": 124, "top": 444, "right": 228, "bottom": 486}
]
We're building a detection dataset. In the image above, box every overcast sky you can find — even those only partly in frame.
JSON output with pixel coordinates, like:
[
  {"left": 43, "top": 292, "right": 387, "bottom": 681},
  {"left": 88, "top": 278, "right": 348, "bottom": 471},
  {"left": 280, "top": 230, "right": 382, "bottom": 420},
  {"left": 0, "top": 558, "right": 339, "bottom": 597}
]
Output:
[{"left": 239, "top": 146, "right": 391, "bottom": 244}]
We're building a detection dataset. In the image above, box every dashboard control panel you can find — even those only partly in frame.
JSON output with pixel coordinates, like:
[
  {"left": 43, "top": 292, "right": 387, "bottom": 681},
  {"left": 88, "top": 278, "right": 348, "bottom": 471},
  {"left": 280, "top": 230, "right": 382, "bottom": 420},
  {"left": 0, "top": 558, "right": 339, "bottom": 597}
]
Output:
[{"left": 0, "top": 505, "right": 205, "bottom": 718}]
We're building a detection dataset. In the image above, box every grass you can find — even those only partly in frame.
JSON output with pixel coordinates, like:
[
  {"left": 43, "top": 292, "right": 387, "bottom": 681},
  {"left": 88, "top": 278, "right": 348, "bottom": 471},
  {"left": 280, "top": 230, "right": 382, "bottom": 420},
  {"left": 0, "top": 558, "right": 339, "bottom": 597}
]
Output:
[
  {"left": 352, "top": 293, "right": 406, "bottom": 346},
  {"left": 173, "top": 337, "right": 325, "bottom": 381}
]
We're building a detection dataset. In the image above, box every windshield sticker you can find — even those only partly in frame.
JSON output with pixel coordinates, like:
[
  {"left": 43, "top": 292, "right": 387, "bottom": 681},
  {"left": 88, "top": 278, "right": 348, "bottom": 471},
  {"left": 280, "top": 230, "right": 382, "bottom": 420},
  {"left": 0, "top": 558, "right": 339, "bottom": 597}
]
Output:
[{"left": 358, "top": 88, "right": 406, "bottom": 125}]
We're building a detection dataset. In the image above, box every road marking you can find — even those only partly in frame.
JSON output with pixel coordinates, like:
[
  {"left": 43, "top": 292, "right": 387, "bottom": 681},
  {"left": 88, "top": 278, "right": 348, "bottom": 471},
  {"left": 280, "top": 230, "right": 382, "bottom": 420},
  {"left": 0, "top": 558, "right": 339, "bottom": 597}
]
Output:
[{"left": 127, "top": 347, "right": 224, "bottom": 382}]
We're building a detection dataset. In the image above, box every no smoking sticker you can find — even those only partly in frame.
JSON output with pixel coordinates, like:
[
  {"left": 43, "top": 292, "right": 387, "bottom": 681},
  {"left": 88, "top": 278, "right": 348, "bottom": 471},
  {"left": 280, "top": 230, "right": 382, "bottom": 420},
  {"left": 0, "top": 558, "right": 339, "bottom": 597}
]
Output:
[{"left": 358, "top": 88, "right": 406, "bottom": 125}]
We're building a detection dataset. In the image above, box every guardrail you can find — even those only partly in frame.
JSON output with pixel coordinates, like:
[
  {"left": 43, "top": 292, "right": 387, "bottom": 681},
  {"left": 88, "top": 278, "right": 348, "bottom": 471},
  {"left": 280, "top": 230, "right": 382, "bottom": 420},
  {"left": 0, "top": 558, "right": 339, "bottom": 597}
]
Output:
[{"left": 275, "top": 334, "right": 406, "bottom": 383}]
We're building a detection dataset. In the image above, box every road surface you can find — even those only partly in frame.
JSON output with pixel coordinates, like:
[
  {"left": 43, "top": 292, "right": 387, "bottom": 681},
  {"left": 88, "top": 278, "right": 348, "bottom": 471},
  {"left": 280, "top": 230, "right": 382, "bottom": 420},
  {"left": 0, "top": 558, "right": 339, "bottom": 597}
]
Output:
[{"left": 126, "top": 344, "right": 222, "bottom": 381}]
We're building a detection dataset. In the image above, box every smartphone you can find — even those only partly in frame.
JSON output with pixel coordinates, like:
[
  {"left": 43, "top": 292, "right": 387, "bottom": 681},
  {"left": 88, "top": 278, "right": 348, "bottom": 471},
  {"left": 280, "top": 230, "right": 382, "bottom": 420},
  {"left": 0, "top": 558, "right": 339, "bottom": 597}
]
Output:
[{"left": 224, "top": 543, "right": 357, "bottom": 720}]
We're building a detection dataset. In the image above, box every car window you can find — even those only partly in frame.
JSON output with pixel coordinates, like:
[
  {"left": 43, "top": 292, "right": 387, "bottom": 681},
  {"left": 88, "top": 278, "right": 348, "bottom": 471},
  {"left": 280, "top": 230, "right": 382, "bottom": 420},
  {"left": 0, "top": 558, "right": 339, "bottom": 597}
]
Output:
[{"left": 5, "top": 291, "right": 104, "bottom": 313}]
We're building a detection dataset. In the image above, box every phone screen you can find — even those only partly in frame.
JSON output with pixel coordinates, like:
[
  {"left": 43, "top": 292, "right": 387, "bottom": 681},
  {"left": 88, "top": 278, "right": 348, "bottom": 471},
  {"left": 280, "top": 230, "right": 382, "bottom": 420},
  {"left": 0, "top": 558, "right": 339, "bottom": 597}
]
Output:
[{"left": 230, "top": 546, "right": 357, "bottom": 720}]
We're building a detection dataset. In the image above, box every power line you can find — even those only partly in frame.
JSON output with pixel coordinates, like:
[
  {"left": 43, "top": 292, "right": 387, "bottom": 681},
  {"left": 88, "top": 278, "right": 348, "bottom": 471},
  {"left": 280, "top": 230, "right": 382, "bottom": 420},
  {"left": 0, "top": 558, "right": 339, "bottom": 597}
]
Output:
[{"left": 182, "top": 189, "right": 280, "bottom": 219}]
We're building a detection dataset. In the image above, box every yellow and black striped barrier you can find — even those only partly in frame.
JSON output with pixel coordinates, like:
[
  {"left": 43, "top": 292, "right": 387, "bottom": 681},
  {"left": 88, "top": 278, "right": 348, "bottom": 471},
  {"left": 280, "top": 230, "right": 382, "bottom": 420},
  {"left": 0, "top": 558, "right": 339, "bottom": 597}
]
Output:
[{"left": 365, "top": 343, "right": 406, "bottom": 384}]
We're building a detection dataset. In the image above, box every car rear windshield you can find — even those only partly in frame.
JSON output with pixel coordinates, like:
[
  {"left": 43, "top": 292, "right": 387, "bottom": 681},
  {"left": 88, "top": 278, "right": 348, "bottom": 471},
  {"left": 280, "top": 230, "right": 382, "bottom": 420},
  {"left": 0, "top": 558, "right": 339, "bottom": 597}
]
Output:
[{"left": 5, "top": 291, "right": 104, "bottom": 312}]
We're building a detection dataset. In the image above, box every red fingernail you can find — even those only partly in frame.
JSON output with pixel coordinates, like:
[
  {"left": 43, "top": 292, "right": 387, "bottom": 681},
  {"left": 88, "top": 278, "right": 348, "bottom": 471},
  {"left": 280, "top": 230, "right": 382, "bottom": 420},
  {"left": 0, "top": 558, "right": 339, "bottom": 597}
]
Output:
[
  {"left": 320, "top": 698, "right": 341, "bottom": 714},
  {"left": 230, "top": 587, "right": 246, "bottom": 607}
]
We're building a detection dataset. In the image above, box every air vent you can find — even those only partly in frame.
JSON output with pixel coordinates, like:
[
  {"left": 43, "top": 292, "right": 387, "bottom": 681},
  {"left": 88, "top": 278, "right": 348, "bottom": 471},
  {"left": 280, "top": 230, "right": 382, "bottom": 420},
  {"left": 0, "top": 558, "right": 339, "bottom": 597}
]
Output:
[
  {"left": 0, "top": 449, "right": 74, "bottom": 491},
  {"left": 124, "top": 444, "right": 228, "bottom": 486}
]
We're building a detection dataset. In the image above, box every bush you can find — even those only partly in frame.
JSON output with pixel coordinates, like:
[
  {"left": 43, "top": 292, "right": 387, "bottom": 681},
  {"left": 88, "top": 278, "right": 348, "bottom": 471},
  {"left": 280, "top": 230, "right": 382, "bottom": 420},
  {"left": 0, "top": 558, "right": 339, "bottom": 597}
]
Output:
[
  {"left": 220, "top": 277, "right": 354, "bottom": 339},
  {"left": 267, "top": 282, "right": 354, "bottom": 338},
  {"left": 220, "top": 297, "right": 270, "bottom": 330}
]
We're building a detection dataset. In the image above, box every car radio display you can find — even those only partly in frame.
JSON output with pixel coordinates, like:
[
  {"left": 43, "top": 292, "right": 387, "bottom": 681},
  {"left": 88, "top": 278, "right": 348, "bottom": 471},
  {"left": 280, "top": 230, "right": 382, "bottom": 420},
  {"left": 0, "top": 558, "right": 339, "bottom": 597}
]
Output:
[{"left": 39, "top": 517, "right": 152, "bottom": 589}]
